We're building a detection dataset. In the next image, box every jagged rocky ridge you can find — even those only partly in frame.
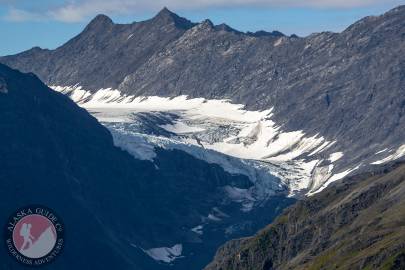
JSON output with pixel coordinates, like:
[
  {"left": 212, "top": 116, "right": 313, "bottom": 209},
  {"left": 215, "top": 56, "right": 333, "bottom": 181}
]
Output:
[
  {"left": 1, "top": 6, "right": 405, "bottom": 194},
  {"left": 205, "top": 161, "right": 405, "bottom": 270},
  {"left": 0, "top": 64, "right": 295, "bottom": 270}
]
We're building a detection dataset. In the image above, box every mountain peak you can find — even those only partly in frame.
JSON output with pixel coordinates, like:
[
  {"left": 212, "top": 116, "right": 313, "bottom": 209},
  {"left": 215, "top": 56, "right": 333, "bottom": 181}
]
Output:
[
  {"left": 151, "top": 7, "right": 195, "bottom": 29},
  {"left": 156, "top": 7, "right": 174, "bottom": 17},
  {"left": 247, "top": 30, "right": 285, "bottom": 38},
  {"left": 86, "top": 14, "right": 114, "bottom": 29},
  {"left": 200, "top": 19, "right": 214, "bottom": 29},
  {"left": 215, "top": 23, "right": 242, "bottom": 34}
]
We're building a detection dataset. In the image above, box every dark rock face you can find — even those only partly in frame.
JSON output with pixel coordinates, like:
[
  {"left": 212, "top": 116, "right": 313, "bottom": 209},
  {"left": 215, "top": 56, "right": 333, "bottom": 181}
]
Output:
[
  {"left": 0, "top": 63, "right": 146, "bottom": 269},
  {"left": 118, "top": 6, "right": 405, "bottom": 174},
  {"left": 0, "top": 77, "right": 7, "bottom": 93},
  {"left": 0, "top": 63, "right": 294, "bottom": 269},
  {"left": 1, "top": 6, "right": 405, "bottom": 176},
  {"left": 205, "top": 161, "right": 405, "bottom": 270},
  {"left": 0, "top": 8, "right": 196, "bottom": 91}
]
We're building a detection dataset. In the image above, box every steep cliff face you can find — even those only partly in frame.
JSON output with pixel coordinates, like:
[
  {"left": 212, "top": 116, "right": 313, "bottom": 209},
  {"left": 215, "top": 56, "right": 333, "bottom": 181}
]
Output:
[{"left": 205, "top": 162, "right": 405, "bottom": 270}]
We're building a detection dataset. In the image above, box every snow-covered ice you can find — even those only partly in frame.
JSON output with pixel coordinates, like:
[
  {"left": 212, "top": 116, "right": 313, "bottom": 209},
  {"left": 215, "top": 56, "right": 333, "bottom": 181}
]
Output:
[
  {"left": 144, "top": 244, "right": 183, "bottom": 263},
  {"left": 51, "top": 85, "right": 388, "bottom": 196}
]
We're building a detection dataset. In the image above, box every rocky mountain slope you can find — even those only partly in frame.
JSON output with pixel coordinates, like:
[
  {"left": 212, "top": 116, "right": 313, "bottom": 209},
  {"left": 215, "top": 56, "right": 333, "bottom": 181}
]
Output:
[
  {"left": 0, "top": 63, "right": 294, "bottom": 270},
  {"left": 0, "top": 8, "right": 195, "bottom": 91},
  {"left": 205, "top": 161, "right": 405, "bottom": 270},
  {"left": 1, "top": 6, "right": 404, "bottom": 195}
]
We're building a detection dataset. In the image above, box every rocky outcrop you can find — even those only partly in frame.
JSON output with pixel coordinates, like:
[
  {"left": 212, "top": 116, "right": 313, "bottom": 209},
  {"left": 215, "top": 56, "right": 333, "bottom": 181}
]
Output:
[{"left": 205, "top": 162, "right": 405, "bottom": 270}]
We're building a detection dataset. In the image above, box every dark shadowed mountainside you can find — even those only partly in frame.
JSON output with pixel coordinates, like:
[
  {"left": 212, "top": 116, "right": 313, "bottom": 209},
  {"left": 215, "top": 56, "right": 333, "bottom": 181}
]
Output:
[
  {"left": 0, "top": 63, "right": 294, "bottom": 270},
  {"left": 205, "top": 162, "right": 405, "bottom": 270}
]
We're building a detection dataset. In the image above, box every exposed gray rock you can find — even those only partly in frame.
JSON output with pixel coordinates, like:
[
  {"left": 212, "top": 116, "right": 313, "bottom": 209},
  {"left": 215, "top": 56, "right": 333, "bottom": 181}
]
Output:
[
  {"left": 0, "top": 8, "right": 196, "bottom": 91},
  {"left": 1, "top": 6, "right": 405, "bottom": 180}
]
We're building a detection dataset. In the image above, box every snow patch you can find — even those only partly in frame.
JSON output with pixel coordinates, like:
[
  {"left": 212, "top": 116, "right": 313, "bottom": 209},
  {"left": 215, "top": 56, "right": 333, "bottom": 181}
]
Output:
[
  {"left": 313, "top": 165, "right": 361, "bottom": 194},
  {"left": 191, "top": 225, "right": 204, "bottom": 235},
  {"left": 110, "top": 129, "right": 156, "bottom": 161},
  {"left": 207, "top": 214, "right": 221, "bottom": 222},
  {"left": 371, "top": 144, "right": 405, "bottom": 165},
  {"left": 308, "top": 164, "right": 334, "bottom": 195},
  {"left": 206, "top": 207, "right": 229, "bottom": 222},
  {"left": 328, "top": 152, "right": 343, "bottom": 162},
  {"left": 224, "top": 186, "right": 255, "bottom": 212},
  {"left": 375, "top": 148, "right": 388, "bottom": 155},
  {"left": 144, "top": 244, "right": 183, "bottom": 263},
  {"left": 308, "top": 141, "right": 336, "bottom": 156},
  {"left": 274, "top": 38, "right": 283, "bottom": 47}
]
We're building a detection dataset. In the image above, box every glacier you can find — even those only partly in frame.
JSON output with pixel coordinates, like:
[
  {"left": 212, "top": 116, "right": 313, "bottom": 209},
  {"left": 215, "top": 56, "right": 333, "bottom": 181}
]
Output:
[{"left": 50, "top": 85, "right": 383, "bottom": 197}]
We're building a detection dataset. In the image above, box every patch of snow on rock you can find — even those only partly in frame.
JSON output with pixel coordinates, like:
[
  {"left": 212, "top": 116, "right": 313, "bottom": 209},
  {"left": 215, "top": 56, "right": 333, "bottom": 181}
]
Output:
[
  {"left": 313, "top": 165, "right": 361, "bottom": 194},
  {"left": 191, "top": 225, "right": 204, "bottom": 235},
  {"left": 144, "top": 244, "right": 183, "bottom": 263},
  {"left": 371, "top": 144, "right": 405, "bottom": 165},
  {"left": 328, "top": 152, "right": 343, "bottom": 162}
]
